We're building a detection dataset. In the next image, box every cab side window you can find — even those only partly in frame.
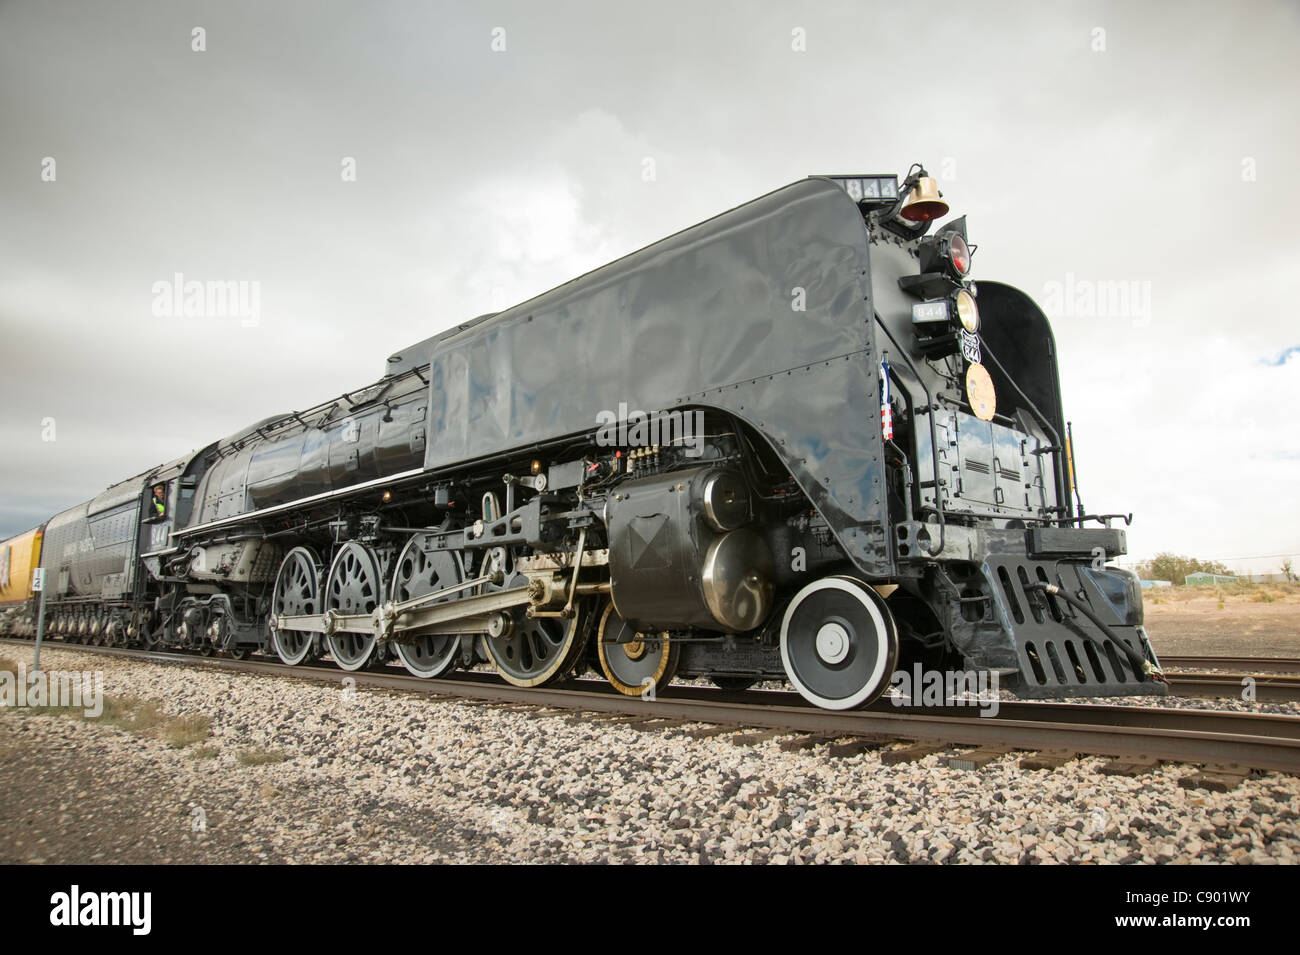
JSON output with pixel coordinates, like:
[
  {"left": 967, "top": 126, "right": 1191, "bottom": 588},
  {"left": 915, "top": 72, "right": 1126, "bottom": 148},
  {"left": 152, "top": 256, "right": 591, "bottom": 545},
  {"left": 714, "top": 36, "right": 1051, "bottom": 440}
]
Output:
[{"left": 144, "top": 483, "right": 168, "bottom": 523}]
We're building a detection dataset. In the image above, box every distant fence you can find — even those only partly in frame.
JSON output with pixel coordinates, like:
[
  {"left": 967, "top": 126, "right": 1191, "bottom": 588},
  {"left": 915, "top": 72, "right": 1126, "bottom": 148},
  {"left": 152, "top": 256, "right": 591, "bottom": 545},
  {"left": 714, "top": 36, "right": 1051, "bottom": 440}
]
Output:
[{"left": 1185, "top": 573, "right": 1240, "bottom": 586}]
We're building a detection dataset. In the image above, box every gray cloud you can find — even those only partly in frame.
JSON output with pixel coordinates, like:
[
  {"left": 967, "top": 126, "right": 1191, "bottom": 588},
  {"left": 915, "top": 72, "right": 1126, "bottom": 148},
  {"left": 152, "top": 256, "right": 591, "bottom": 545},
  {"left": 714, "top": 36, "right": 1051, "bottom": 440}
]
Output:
[{"left": 2, "top": 0, "right": 1298, "bottom": 574}]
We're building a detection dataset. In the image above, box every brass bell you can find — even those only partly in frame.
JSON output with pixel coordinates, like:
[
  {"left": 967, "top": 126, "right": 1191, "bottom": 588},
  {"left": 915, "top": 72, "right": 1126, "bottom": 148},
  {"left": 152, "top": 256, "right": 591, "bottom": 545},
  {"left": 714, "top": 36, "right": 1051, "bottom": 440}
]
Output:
[{"left": 899, "top": 175, "right": 949, "bottom": 222}]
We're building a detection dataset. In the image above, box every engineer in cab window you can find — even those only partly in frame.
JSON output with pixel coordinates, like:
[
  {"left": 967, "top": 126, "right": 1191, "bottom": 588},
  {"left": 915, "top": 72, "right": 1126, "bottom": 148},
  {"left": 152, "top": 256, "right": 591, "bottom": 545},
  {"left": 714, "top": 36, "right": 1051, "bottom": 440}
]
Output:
[{"left": 149, "top": 484, "right": 167, "bottom": 521}]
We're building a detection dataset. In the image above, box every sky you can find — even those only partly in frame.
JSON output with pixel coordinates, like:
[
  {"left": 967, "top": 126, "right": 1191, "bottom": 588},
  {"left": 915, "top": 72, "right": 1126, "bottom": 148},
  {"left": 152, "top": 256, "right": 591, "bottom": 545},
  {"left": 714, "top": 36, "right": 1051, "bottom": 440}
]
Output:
[{"left": 1, "top": 0, "right": 1298, "bottom": 574}]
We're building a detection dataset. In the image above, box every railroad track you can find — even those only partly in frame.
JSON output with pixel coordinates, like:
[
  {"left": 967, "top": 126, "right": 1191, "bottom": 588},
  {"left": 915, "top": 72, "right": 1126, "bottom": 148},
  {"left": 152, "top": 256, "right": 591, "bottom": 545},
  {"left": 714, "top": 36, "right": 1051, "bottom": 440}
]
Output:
[
  {"left": 1164, "top": 671, "right": 1300, "bottom": 703},
  {"left": 1161, "top": 655, "right": 1300, "bottom": 674},
  {"left": 1156, "top": 655, "right": 1300, "bottom": 703},
  {"left": 5, "top": 638, "right": 1300, "bottom": 779}
]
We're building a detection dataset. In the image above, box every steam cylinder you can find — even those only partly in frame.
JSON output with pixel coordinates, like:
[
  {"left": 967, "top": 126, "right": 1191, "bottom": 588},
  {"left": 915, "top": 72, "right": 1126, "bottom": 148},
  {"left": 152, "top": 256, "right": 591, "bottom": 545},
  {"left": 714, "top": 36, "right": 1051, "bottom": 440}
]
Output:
[{"left": 606, "top": 466, "right": 774, "bottom": 633}]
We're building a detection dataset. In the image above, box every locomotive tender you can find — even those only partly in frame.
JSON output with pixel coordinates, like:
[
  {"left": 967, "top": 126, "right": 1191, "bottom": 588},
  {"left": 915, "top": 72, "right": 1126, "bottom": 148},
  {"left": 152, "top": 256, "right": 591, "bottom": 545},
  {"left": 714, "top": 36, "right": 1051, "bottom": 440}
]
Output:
[{"left": 7, "top": 167, "right": 1165, "bottom": 707}]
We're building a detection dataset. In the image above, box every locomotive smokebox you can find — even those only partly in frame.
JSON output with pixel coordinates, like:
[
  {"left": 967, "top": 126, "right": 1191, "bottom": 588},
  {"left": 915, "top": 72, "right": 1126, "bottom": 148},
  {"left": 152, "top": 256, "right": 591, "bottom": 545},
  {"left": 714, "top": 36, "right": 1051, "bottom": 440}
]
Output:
[{"left": 606, "top": 466, "right": 774, "bottom": 633}]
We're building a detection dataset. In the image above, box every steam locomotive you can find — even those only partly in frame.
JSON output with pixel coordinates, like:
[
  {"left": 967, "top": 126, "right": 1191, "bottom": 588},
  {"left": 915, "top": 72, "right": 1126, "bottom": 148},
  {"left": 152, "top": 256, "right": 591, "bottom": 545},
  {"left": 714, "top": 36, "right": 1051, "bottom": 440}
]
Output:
[{"left": 3, "top": 166, "right": 1165, "bottom": 707}]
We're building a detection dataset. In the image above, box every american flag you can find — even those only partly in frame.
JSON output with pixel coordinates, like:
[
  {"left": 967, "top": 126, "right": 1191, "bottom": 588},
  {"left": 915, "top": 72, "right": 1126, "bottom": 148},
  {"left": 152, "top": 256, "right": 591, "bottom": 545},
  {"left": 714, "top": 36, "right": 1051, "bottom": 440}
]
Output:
[{"left": 880, "top": 359, "right": 893, "bottom": 440}]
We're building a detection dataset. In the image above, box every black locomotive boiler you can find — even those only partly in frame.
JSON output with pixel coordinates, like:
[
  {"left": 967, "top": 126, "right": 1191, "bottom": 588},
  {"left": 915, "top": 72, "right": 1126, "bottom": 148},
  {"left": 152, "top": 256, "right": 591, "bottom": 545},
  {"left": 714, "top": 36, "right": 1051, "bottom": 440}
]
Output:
[{"left": 22, "top": 166, "right": 1165, "bottom": 708}]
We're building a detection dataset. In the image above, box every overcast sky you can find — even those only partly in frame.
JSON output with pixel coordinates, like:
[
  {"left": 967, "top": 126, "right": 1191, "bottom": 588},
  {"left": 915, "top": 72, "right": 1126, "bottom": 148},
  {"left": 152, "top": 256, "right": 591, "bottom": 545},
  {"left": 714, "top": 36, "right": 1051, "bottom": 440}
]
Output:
[{"left": 1, "top": 0, "right": 1297, "bottom": 574}]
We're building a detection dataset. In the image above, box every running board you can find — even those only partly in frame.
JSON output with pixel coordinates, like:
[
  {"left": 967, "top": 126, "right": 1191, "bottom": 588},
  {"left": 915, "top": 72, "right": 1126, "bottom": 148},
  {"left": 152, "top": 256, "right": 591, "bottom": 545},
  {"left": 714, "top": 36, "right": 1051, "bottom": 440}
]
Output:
[{"left": 274, "top": 581, "right": 609, "bottom": 643}]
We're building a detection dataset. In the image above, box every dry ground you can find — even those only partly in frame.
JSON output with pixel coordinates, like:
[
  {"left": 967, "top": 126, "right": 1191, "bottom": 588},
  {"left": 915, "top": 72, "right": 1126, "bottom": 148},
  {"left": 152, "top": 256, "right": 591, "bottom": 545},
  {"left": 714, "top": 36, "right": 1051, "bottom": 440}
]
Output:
[{"left": 1143, "top": 582, "right": 1300, "bottom": 657}]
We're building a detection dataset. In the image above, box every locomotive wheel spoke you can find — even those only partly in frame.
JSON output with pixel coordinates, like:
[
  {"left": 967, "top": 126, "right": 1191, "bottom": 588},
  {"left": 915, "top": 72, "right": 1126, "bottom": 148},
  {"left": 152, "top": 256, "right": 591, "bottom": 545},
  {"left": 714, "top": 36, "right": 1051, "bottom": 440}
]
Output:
[
  {"left": 596, "top": 601, "right": 680, "bottom": 697},
  {"left": 323, "top": 541, "right": 384, "bottom": 671},
  {"left": 780, "top": 575, "right": 899, "bottom": 710},
  {"left": 484, "top": 572, "right": 585, "bottom": 688},
  {"left": 390, "top": 535, "right": 466, "bottom": 679},
  {"left": 271, "top": 547, "right": 322, "bottom": 666}
]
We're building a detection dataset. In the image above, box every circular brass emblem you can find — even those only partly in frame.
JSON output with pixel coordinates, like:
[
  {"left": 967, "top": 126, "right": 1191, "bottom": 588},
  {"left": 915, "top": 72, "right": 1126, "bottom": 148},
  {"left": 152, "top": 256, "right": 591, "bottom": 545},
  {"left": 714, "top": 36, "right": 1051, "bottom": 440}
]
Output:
[{"left": 965, "top": 361, "right": 997, "bottom": 422}]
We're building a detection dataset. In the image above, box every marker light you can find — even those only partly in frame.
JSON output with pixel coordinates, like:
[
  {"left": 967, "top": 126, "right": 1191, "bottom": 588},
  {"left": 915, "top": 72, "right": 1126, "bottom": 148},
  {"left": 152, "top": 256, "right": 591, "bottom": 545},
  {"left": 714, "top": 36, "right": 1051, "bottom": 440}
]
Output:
[{"left": 948, "top": 233, "right": 971, "bottom": 276}]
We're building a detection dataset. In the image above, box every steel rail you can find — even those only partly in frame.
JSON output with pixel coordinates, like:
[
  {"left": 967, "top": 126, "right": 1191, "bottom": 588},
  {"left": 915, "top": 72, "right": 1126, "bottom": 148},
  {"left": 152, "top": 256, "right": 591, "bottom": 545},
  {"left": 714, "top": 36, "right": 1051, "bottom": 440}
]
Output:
[{"left": 1164, "top": 671, "right": 1300, "bottom": 704}]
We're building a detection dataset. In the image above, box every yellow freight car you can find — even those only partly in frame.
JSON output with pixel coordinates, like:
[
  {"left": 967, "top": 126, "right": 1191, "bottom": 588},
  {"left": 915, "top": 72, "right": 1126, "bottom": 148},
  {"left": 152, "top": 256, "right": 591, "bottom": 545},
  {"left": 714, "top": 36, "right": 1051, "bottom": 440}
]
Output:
[{"left": 0, "top": 526, "right": 43, "bottom": 635}]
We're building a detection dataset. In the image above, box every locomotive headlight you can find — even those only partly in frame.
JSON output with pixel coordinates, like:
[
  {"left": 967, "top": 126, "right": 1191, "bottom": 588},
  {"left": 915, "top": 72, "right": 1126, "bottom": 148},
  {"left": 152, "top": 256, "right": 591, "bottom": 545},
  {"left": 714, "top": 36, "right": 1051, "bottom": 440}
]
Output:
[{"left": 954, "top": 288, "right": 980, "bottom": 333}]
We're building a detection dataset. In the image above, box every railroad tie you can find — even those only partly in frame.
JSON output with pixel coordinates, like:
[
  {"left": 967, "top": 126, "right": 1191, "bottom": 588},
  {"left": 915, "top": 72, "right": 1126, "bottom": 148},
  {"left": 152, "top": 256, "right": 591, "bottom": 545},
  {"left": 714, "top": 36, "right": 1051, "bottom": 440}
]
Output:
[
  {"left": 472, "top": 701, "right": 535, "bottom": 711},
  {"left": 826, "top": 736, "right": 893, "bottom": 759},
  {"left": 946, "top": 747, "right": 1009, "bottom": 771},
  {"left": 777, "top": 733, "right": 837, "bottom": 753},
  {"left": 1098, "top": 757, "right": 1161, "bottom": 777},
  {"left": 880, "top": 741, "right": 948, "bottom": 766},
  {"left": 598, "top": 713, "right": 666, "bottom": 725},
  {"left": 1178, "top": 764, "right": 1251, "bottom": 793},
  {"left": 628, "top": 718, "right": 695, "bottom": 733},
  {"left": 726, "top": 728, "right": 791, "bottom": 747},
  {"left": 561, "top": 712, "right": 672, "bottom": 727},
  {"left": 1018, "top": 750, "right": 1078, "bottom": 771},
  {"left": 677, "top": 724, "right": 750, "bottom": 740}
]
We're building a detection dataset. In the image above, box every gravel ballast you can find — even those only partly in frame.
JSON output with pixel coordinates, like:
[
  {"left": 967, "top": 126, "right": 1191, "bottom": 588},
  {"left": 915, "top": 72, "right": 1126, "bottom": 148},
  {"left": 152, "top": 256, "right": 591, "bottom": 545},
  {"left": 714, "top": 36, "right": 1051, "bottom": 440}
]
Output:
[{"left": 1, "top": 645, "right": 1298, "bottom": 864}]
